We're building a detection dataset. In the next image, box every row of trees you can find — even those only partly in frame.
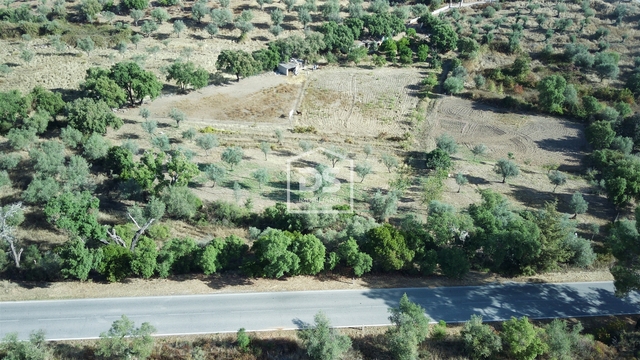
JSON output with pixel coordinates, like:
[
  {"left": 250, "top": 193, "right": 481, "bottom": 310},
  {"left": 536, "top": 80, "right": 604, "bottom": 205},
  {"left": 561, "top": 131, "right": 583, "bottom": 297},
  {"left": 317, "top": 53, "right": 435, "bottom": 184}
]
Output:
[{"left": 1, "top": 179, "right": 596, "bottom": 283}]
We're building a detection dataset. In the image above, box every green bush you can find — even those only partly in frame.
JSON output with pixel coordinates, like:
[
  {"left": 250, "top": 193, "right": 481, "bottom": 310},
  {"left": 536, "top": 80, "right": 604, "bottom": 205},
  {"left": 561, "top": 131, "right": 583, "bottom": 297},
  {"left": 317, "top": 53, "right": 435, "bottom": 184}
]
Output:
[
  {"left": 203, "top": 200, "right": 249, "bottom": 226},
  {"left": 156, "top": 237, "right": 199, "bottom": 277},
  {"left": 438, "top": 246, "right": 469, "bottom": 279},
  {"left": 250, "top": 229, "right": 299, "bottom": 278},
  {"left": 147, "top": 223, "right": 170, "bottom": 240},
  {"left": 431, "top": 320, "right": 447, "bottom": 340},
  {"left": 299, "top": 312, "right": 351, "bottom": 360},
  {"left": 44, "top": 191, "right": 106, "bottom": 240},
  {"left": 59, "top": 237, "right": 94, "bottom": 281},
  {"left": 98, "top": 245, "right": 132, "bottom": 282},
  {"left": 96, "top": 315, "right": 155, "bottom": 360},
  {"left": 425, "top": 148, "right": 452, "bottom": 170},
  {"left": 501, "top": 316, "right": 548, "bottom": 360},
  {"left": 161, "top": 186, "right": 202, "bottom": 219},
  {"left": 461, "top": 315, "right": 502, "bottom": 360},
  {"left": 364, "top": 223, "right": 414, "bottom": 272},
  {"left": 121, "top": 0, "right": 149, "bottom": 10},
  {"left": 131, "top": 237, "right": 158, "bottom": 279}
]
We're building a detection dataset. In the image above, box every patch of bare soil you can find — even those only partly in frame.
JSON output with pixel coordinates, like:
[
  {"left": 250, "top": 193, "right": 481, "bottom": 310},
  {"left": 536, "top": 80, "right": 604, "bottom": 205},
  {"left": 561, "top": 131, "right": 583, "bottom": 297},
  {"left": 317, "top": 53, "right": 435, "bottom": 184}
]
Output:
[
  {"left": 298, "top": 66, "right": 422, "bottom": 138},
  {"left": 428, "top": 96, "right": 587, "bottom": 168},
  {"left": 419, "top": 95, "right": 616, "bottom": 225},
  {"left": 0, "top": 269, "right": 613, "bottom": 302},
  {"left": 136, "top": 72, "right": 303, "bottom": 124}
]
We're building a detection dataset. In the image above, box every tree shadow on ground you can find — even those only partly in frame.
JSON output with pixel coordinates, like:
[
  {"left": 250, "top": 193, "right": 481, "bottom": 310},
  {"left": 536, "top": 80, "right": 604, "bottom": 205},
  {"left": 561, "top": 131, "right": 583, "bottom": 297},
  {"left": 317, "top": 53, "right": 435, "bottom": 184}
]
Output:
[
  {"left": 508, "top": 182, "right": 564, "bottom": 209},
  {"left": 466, "top": 175, "right": 490, "bottom": 186},
  {"left": 52, "top": 342, "right": 94, "bottom": 359},
  {"left": 405, "top": 82, "right": 422, "bottom": 98},
  {"left": 51, "top": 88, "right": 83, "bottom": 103},
  {"left": 351, "top": 333, "right": 390, "bottom": 360},
  {"left": 161, "top": 83, "right": 182, "bottom": 95},
  {"left": 534, "top": 134, "right": 587, "bottom": 170},
  {"left": 251, "top": 337, "right": 304, "bottom": 358},
  {"left": 205, "top": 272, "right": 254, "bottom": 290},
  {"left": 508, "top": 183, "right": 616, "bottom": 220}
]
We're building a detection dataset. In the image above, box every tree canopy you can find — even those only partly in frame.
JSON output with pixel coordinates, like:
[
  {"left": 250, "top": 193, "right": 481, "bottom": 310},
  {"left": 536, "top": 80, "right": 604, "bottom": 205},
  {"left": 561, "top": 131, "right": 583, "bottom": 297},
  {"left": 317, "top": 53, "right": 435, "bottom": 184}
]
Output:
[
  {"left": 109, "top": 62, "right": 163, "bottom": 105},
  {"left": 216, "top": 50, "right": 259, "bottom": 81},
  {"left": 65, "top": 97, "right": 123, "bottom": 135},
  {"left": 166, "top": 61, "right": 209, "bottom": 91}
]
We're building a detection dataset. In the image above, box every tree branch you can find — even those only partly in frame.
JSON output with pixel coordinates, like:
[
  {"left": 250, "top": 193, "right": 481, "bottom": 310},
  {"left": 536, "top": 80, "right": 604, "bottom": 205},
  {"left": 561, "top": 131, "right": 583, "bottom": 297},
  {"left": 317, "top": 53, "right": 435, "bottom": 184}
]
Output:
[
  {"left": 130, "top": 219, "right": 154, "bottom": 252},
  {"left": 127, "top": 212, "right": 141, "bottom": 229},
  {"left": 105, "top": 227, "right": 127, "bottom": 247}
]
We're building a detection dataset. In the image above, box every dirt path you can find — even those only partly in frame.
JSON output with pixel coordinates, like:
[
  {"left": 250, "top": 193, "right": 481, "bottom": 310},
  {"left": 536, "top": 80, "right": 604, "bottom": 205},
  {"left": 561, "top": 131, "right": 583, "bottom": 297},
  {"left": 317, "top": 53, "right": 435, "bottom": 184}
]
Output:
[{"left": 0, "top": 269, "right": 614, "bottom": 302}]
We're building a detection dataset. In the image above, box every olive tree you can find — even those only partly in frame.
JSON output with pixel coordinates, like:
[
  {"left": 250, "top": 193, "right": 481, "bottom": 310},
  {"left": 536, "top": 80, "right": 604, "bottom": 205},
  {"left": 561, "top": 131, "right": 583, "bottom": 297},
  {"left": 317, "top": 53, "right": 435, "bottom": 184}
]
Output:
[
  {"left": 494, "top": 159, "right": 519, "bottom": 183},
  {"left": 221, "top": 146, "right": 244, "bottom": 169},
  {"left": 471, "top": 144, "right": 489, "bottom": 160},
  {"left": 196, "top": 134, "right": 219, "bottom": 155},
  {"left": 168, "top": 107, "right": 186, "bottom": 127},
  {"left": 386, "top": 293, "right": 430, "bottom": 360},
  {"left": 570, "top": 192, "right": 588, "bottom": 217},
  {"left": 455, "top": 173, "right": 468, "bottom": 193},
  {"left": 355, "top": 162, "right": 372, "bottom": 182},
  {"left": 299, "top": 312, "right": 352, "bottom": 360},
  {"left": 548, "top": 170, "right": 567, "bottom": 192},
  {"left": 259, "top": 141, "right": 271, "bottom": 160},
  {"left": 436, "top": 133, "right": 458, "bottom": 154},
  {"left": 96, "top": 315, "right": 156, "bottom": 360}
]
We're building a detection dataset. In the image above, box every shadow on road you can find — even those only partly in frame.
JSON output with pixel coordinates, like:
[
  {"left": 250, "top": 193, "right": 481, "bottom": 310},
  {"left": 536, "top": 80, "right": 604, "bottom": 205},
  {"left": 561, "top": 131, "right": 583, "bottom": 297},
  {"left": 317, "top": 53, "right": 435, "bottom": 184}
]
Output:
[{"left": 362, "top": 283, "right": 640, "bottom": 323}]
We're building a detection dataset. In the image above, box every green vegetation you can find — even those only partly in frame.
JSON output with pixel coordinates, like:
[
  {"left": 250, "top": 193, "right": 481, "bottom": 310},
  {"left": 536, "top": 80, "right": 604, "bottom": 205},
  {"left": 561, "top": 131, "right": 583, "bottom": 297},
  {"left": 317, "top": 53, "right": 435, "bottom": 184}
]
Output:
[{"left": 0, "top": 0, "right": 639, "bottom": 313}]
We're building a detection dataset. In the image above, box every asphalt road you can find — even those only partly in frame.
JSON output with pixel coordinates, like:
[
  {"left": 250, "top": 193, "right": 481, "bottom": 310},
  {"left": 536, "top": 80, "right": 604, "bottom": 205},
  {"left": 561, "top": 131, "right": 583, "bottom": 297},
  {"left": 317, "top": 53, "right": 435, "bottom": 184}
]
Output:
[{"left": 1, "top": 281, "right": 639, "bottom": 340}]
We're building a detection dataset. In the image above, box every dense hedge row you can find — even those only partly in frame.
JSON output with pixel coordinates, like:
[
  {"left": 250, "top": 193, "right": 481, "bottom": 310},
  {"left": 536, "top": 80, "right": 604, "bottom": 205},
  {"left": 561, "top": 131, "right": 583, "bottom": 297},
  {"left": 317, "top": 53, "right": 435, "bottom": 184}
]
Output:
[{"left": 1, "top": 183, "right": 597, "bottom": 283}]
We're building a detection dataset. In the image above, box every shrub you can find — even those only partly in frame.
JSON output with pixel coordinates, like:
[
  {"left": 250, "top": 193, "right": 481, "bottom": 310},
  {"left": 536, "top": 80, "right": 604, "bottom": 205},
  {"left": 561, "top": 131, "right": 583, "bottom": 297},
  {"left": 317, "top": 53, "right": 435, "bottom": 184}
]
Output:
[
  {"left": 23, "top": 177, "right": 60, "bottom": 204},
  {"left": 61, "top": 126, "right": 83, "bottom": 148},
  {"left": 83, "top": 132, "right": 110, "bottom": 160},
  {"left": 337, "top": 238, "right": 372, "bottom": 276},
  {"left": 438, "top": 247, "right": 469, "bottom": 279},
  {"left": 501, "top": 316, "right": 548, "bottom": 360},
  {"left": 30, "top": 140, "right": 65, "bottom": 176},
  {"left": 0, "top": 153, "right": 20, "bottom": 170},
  {"left": 386, "top": 294, "right": 430, "bottom": 360},
  {"left": 564, "top": 236, "right": 596, "bottom": 268},
  {"left": 98, "top": 245, "right": 132, "bottom": 282},
  {"left": 160, "top": 186, "right": 202, "bottom": 219},
  {"left": 147, "top": 224, "right": 170, "bottom": 240},
  {"left": 431, "top": 320, "right": 447, "bottom": 340},
  {"left": 474, "top": 74, "right": 485, "bottom": 89},
  {"left": 156, "top": 237, "right": 199, "bottom": 277},
  {"left": 443, "top": 76, "right": 464, "bottom": 94},
  {"left": 6, "top": 127, "right": 36, "bottom": 150},
  {"left": 425, "top": 148, "right": 452, "bottom": 170},
  {"left": 121, "top": 0, "right": 149, "bottom": 10},
  {"left": 436, "top": 133, "right": 458, "bottom": 154},
  {"left": 461, "top": 315, "right": 502, "bottom": 359},
  {"left": 544, "top": 319, "right": 583, "bottom": 360},
  {"left": 299, "top": 312, "right": 351, "bottom": 360},
  {"left": 96, "top": 315, "right": 155, "bottom": 360},
  {"left": 236, "top": 328, "right": 251, "bottom": 352}
]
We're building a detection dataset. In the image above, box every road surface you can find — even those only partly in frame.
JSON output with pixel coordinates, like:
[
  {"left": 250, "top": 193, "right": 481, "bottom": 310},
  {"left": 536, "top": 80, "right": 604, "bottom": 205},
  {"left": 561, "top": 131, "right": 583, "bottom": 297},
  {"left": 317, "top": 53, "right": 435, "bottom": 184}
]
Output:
[{"left": 1, "top": 281, "right": 639, "bottom": 340}]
